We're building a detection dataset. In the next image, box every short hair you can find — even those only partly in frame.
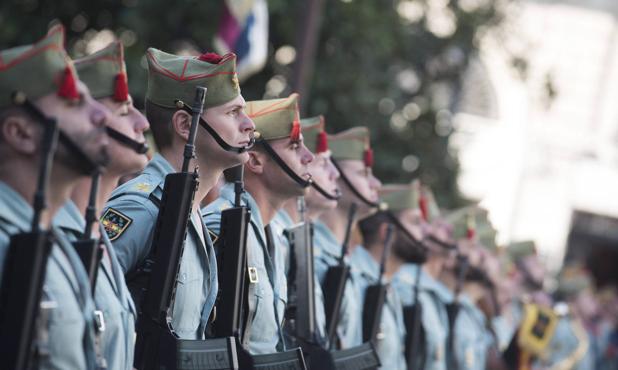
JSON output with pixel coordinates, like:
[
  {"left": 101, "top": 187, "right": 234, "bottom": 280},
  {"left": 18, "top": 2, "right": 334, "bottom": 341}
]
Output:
[
  {"left": 358, "top": 211, "right": 391, "bottom": 247},
  {"left": 144, "top": 99, "right": 175, "bottom": 150}
]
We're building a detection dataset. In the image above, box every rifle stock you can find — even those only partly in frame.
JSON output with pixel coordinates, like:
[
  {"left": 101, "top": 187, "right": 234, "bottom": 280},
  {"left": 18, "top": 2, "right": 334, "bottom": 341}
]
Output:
[
  {"left": 323, "top": 203, "right": 357, "bottom": 348},
  {"left": 361, "top": 224, "right": 394, "bottom": 343},
  {"left": 73, "top": 172, "right": 104, "bottom": 292},
  {"left": 0, "top": 105, "right": 58, "bottom": 370}
]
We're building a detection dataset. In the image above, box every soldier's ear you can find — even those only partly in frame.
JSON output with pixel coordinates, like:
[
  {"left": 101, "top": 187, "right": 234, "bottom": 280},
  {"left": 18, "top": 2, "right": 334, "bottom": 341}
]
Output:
[
  {"left": 1, "top": 113, "right": 39, "bottom": 155},
  {"left": 245, "top": 150, "right": 265, "bottom": 175},
  {"left": 171, "top": 109, "right": 192, "bottom": 143}
]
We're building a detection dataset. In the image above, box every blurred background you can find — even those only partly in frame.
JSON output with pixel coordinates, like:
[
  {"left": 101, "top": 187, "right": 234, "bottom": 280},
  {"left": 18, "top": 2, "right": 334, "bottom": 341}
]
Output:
[{"left": 2, "top": 0, "right": 617, "bottom": 288}]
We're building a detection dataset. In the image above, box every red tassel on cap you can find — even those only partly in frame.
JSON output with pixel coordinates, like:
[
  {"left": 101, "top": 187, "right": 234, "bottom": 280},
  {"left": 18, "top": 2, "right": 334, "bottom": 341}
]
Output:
[
  {"left": 290, "top": 121, "right": 301, "bottom": 141},
  {"left": 113, "top": 72, "right": 129, "bottom": 102},
  {"left": 364, "top": 148, "right": 374, "bottom": 168},
  {"left": 57, "top": 66, "right": 79, "bottom": 101},
  {"left": 316, "top": 131, "right": 328, "bottom": 153},
  {"left": 198, "top": 52, "right": 223, "bottom": 64},
  {"left": 419, "top": 194, "right": 429, "bottom": 221},
  {"left": 466, "top": 214, "right": 476, "bottom": 240}
]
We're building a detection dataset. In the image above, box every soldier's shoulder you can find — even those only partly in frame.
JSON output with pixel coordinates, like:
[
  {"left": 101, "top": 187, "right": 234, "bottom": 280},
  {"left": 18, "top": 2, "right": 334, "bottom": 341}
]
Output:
[
  {"left": 108, "top": 172, "right": 160, "bottom": 204},
  {"left": 202, "top": 197, "right": 234, "bottom": 219}
]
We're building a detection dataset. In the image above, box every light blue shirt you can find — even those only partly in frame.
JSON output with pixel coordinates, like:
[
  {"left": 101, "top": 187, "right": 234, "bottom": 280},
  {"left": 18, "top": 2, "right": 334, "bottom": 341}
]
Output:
[
  {"left": 351, "top": 246, "right": 406, "bottom": 370},
  {"left": 203, "top": 183, "right": 288, "bottom": 354},
  {"left": 104, "top": 153, "right": 218, "bottom": 340},
  {"left": 454, "top": 294, "right": 488, "bottom": 370},
  {"left": 313, "top": 220, "right": 364, "bottom": 348},
  {"left": 54, "top": 200, "right": 137, "bottom": 370},
  {"left": 0, "top": 181, "right": 97, "bottom": 370},
  {"left": 393, "top": 263, "right": 452, "bottom": 370}
]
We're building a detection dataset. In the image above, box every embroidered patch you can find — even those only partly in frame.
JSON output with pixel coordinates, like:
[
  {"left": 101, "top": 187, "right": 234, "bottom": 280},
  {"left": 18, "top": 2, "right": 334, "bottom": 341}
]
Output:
[
  {"left": 207, "top": 229, "right": 219, "bottom": 245},
  {"left": 134, "top": 182, "right": 152, "bottom": 192},
  {"left": 101, "top": 208, "right": 132, "bottom": 241}
]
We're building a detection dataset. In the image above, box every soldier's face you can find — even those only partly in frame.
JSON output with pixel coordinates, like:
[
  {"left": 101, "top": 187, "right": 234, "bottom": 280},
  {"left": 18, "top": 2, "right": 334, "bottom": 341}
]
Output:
[
  {"left": 397, "top": 208, "right": 426, "bottom": 242},
  {"left": 201, "top": 94, "right": 255, "bottom": 165},
  {"left": 336, "top": 160, "right": 381, "bottom": 216},
  {"left": 99, "top": 95, "right": 149, "bottom": 175},
  {"left": 36, "top": 81, "right": 109, "bottom": 170},
  {"left": 262, "top": 135, "right": 314, "bottom": 197},
  {"left": 306, "top": 152, "right": 340, "bottom": 211}
]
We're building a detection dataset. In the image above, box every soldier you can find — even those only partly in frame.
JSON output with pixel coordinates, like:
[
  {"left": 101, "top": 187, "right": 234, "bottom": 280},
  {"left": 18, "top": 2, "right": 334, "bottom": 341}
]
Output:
[
  {"left": 203, "top": 93, "right": 314, "bottom": 354},
  {"left": 53, "top": 40, "right": 149, "bottom": 369},
  {"left": 389, "top": 181, "right": 453, "bottom": 370},
  {"left": 103, "top": 49, "right": 254, "bottom": 340},
  {"left": 271, "top": 115, "right": 339, "bottom": 347},
  {"left": 316, "top": 126, "right": 382, "bottom": 349},
  {"left": 445, "top": 207, "right": 493, "bottom": 370},
  {"left": 0, "top": 25, "right": 110, "bottom": 368},
  {"left": 355, "top": 191, "right": 407, "bottom": 369}
]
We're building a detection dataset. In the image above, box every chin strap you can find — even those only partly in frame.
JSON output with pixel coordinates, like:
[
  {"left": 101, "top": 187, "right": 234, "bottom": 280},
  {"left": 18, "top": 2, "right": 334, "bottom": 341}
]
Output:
[
  {"left": 105, "top": 127, "right": 149, "bottom": 154},
  {"left": 383, "top": 210, "right": 428, "bottom": 255},
  {"left": 425, "top": 234, "right": 457, "bottom": 251},
  {"left": 311, "top": 180, "right": 341, "bottom": 201},
  {"left": 330, "top": 158, "right": 379, "bottom": 208},
  {"left": 176, "top": 101, "right": 254, "bottom": 153},
  {"left": 256, "top": 138, "right": 312, "bottom": 188},
  {"left": 15, "top": 94, "right": 101, "bottom": 175}
]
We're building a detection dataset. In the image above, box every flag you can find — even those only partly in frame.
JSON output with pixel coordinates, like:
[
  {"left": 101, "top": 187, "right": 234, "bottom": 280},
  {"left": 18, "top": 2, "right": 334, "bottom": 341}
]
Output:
[{"left": 214, "top": 0, "right": 269, "bottom": 82}]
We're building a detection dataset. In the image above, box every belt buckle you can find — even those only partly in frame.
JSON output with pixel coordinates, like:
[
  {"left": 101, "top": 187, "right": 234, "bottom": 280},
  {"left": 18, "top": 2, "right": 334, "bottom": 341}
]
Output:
[{"left": 94, "top": 310, "right": 106, "bottom": 333}]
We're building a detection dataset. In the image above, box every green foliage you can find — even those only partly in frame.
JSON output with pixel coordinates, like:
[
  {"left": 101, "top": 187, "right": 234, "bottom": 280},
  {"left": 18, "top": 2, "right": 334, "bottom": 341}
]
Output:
[{"left": 0, "top": 0, "right": 508, "bottom": 208}]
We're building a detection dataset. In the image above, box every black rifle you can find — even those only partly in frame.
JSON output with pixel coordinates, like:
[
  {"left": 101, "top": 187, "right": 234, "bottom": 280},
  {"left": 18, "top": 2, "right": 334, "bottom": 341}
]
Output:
[
  {"left": 73, "top": 172, "right": 104, "bottom": 293},
  {"left": 133, "top": 87, "right": 239, "bottom": 370},
  {"left": 445, "top": 253, "right": 468, "bottom": 370},
  {"left": 0, "top": 97, "right": 59, "bottom": 370},
  {"left": 284, "top": 197, "right": 335, "bottom": 370},
  {"left": 362, "top": 224, "right": 394, "bottom": 343},
  {"left": 403, "top": 265, "right": 425, "bottom": 370},
  {"left": 286, "top": 200, "right": 380, "bottom": 370},
  {"left": 323, "top": 203, "right": 357, "bottom": 348},
  {"left": 213, "top": 165, "right": 254, "bottom": 368}
]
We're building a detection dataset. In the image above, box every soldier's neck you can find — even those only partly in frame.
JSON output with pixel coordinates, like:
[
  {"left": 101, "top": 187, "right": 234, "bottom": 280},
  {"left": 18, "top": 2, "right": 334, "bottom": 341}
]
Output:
[
  {"left": 386, "top": 256, "right": 405, "bottom": 279},
  {"left": 282, "top": 200, "right": 299, "bottom": 223},
  {"left": 463, "top": 282, "right": 485, "bottom": 303},
  {"left": 318, "top": 206, "right": 349, "bottom": 244},
  {"left": 160, "top": 148, "right": 222, "bottom": 213},
  {"left": 422, "top": 257, "right": 443, "bottom": 279},
  {"left": 43, "top": 164, "right": 84, "bottom": 228},
  {"left": 243, "top": 178, "right": 290, "bottom": 226}
]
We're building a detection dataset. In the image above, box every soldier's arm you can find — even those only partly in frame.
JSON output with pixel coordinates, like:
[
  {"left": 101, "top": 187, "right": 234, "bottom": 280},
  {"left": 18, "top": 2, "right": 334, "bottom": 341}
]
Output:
[
  {"left": 102, "top": 198, "right": 157, "bottom": 274},
  {"left": 0, "top": 232, "right": 10, "bottom": 283}
]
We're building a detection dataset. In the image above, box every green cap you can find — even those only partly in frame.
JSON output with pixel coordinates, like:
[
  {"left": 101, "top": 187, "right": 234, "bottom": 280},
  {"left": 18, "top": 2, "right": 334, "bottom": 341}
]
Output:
[
  {"left": 300, "top": 115, "right": 329, "bottom": 154},
  {"left": 145, "top": 48, "right": 240, "bottom": 109},
  {"left": 556, "top": 264, "right": 592, "bottom": 297},
  {"left": 246, "top": 93, "right": 301, "bottom": 141},
  {"left": 75, "top": 40, "right": 129, "bottom": 102},
  {"left": 329, "top": 126, "right": 374, "bottom": 167},
  {"left": 507, "top": 240, "right": 537, "bottom": 261},
  {"left": 0, "top": 24, "right": 80, "bottom": 108},
  {"left": 379, "top": 180, "right": 420, "bottom": 212},
  {"left": 446, "top": 205, "right": 488, "bottom": 240}
]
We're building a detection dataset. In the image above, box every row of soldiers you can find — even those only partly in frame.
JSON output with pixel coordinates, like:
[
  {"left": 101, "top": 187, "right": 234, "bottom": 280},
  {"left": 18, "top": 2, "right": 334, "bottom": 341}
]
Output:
[{"left": 0, "top": 24, "right": 604, "bottom": 370}]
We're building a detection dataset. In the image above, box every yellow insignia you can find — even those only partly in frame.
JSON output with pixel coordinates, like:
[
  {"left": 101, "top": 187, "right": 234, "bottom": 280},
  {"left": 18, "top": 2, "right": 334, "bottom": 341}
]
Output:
[
  {"left": 207, "top": 229, "right": 219, "bottom": 245},
  {"left": 101, "top": 208, "right": 132, "bottom": 241},
  {"left": 134, "top": 183, "right": 152, "bottom": 192},
  {"left": 219, "top": 203, "right": 231, "bottom": 212}
]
